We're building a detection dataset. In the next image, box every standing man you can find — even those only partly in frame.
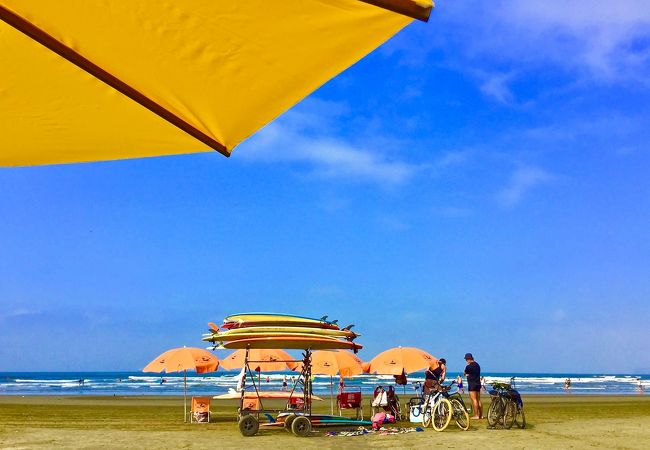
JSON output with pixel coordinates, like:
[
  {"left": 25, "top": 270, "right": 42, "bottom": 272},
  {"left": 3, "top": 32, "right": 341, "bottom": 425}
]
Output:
[{"left": 464, "top": 353, "right": 482, "bottom": 419}]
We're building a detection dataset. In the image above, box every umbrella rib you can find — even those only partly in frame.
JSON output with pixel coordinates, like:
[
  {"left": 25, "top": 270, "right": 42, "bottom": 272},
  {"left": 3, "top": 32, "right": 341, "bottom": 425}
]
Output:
[
  {"left": 358, "top": 0, "right": 433, "bottom": 22},
  {"left": 0, "top": 4, "right": 230, "bottom": 157}
]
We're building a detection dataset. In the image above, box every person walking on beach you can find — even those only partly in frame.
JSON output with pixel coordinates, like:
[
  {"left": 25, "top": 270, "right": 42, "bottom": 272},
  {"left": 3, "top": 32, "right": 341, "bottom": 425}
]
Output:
[{"left": 464, "top": 353, "right": 482, "bottom": 419}]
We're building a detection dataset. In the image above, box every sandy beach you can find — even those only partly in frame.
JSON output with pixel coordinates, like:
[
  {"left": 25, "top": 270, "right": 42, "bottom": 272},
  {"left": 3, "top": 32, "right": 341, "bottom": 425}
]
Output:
[{"left": 1, "top": 395, "right": 649, "bottom": 449}]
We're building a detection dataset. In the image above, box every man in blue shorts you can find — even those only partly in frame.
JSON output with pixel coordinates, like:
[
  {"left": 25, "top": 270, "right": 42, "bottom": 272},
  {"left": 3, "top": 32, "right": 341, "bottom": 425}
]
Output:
[{"left": 464, "top": 353, "right": 482, "bottom": 419}]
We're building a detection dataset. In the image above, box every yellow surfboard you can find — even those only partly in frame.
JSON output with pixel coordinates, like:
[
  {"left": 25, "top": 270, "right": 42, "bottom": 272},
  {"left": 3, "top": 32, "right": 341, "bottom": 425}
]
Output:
[
  {"left": 204, "top": 331, "right": 354, "bottom": 343},
  {"left": 218, "top": 336, "right": 362, "bottom": 351},
  {"left": 222, "top": 313, "right": 340, "bottom": 330},
  {"left": 208, "top": 326, "right": 357, "bottom": 340}
]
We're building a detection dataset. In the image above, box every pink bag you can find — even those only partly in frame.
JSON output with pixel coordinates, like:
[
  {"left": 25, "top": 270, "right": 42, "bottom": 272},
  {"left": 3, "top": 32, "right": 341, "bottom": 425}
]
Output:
[
  {"left": 371, "top": 412, "right": 396, "bottom": 429},
  {"left": 372, "top": 412, "right": 386, "bottom": 429}
]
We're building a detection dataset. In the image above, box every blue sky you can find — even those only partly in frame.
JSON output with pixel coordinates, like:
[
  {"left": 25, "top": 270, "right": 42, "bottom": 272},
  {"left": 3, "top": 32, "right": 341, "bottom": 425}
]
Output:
[{"left": 2, "top": 1, "right": 650, "bottom": 374}]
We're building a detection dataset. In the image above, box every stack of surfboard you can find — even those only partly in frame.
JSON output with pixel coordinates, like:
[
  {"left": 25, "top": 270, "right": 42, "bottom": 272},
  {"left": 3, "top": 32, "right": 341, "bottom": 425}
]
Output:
[{"left": 202, "top": 313, "right": 362, "bottom": 352}]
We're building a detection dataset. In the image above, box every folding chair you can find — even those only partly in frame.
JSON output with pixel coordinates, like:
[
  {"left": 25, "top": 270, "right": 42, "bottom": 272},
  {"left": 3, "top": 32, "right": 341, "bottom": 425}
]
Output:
[
  {"left": 371, "top": 386, "right": 402, "bottom": 421},
  {"left": 337, "top": 387, "right": 363, "bottom": 419},
  {"left": 287, "top": 396, "right": 305, "bottom": 410},
  {"left": 190, "top": 396, "right": 211, "bottom": 423}
]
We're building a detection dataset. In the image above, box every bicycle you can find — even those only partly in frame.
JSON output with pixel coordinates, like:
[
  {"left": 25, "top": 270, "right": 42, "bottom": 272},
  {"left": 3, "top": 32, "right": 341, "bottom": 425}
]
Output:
[
  {"left": 442, "top": 382, "right": 471, "bottom": 431},
  {"left": 487, "top": 378, "right": 525, "bottom": 429},
  {"left": 421, "top": 381, "right": 469, "bottom": 431}
]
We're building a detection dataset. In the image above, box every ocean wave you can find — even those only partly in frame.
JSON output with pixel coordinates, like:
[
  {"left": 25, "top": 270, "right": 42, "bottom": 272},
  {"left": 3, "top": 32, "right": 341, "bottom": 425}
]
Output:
[{"left": 1, "top": 372, "right": 647, "bottom": 396}]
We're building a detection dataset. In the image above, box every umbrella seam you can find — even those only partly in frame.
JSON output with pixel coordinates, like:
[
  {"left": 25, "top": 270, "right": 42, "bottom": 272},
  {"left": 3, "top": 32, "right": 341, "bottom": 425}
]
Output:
[
  {"left": 0, "top": 4, "right": 230, "bottom": 157},
  {"left": 358, "top": 0, "right": 433, "bottom": 22}
]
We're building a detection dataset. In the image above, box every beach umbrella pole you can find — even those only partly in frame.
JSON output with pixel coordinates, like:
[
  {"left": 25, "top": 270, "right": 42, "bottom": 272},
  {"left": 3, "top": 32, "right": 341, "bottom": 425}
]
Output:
[
  {"left": 330, "top": 376, "right": 334, "bottom": 415},
  {"left": 184, "top": 370, "right": 187, "bottom": 422}
]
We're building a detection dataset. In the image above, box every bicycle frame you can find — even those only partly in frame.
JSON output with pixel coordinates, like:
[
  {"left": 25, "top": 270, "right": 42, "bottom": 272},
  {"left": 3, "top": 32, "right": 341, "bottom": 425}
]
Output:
[{"left": 422, "top": 390, "right": 446, "bottom": 419}]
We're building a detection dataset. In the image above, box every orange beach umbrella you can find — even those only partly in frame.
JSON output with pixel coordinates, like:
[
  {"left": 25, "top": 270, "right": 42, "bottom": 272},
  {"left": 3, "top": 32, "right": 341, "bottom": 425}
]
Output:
[
  {"left": 143, "top": 347, "right": 219, "bottom": 421},
  {"left": 306, "top": 350, "right": 365, "bottom": 414},
  {"left": 143, "top": 347, "right": 219, "bottom": 374},
  {"left": 219, "top": 348, "right": 295, "bottom": 373},
  {"left": 366, "top": 346, "right": 438, "bottom": 375},
  {"left": 298, "top": 350, "right": 365, "bottom": 377}
]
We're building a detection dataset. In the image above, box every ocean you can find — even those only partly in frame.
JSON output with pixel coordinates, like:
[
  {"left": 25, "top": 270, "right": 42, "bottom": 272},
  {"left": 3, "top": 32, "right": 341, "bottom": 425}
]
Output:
[{"left": 1, "top": 372, "right": 648, "bottom": 396}]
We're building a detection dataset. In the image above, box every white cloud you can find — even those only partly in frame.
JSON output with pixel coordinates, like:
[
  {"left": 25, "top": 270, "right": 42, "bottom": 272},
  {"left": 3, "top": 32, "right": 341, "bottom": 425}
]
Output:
[
  {"left": 433, "top": 150, "right": 472, "bottom": 169},
  {"left": 388, "top": 1, "right": 650, "bottom": 100},
  {"left": 480, "top": 72, "right": 516, "bottom": 104},
  {"left": 0, "top": 308, "right": 41, "bottom": 321},
  {"left": 237, "top": 99, "right": 422, "bottom": 185},
  {"left": 497, "top": 166, "right": 554, "bottom": 208},
  {"left": 500, "top": 0, "right": 650, "bottom": 81}
]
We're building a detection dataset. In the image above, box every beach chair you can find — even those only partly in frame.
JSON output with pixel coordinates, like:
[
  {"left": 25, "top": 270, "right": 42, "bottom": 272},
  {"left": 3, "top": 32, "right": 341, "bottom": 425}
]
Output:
[
  {"left": 371, "top": 386, "right": 402, "bottom": 421},
  {"left": 337, "top": 387, "right": 363, "bottom": 419},
  {"left": 190, "top": 396, "right": 211, "bottom": 423}
]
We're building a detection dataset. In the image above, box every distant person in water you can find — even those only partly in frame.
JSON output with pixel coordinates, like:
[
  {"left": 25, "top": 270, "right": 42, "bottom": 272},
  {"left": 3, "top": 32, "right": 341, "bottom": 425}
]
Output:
[
  {"left": 464, "top": 353, "right": 482, "bottom": 419},
  {"left": 282, "top": 375, "right": 288, "bottom": 391},
  {"left": 77, "top": 379, "right": 84, "bottom": 386},
  {"left": 481, "top": 376, "right": 488, "bottom": 393},
  {"left": 564, "top": 378, "right": 571, "bottom": 390},
  {"left": 455, "top": 376, "right": 465, "bottom": 393}
]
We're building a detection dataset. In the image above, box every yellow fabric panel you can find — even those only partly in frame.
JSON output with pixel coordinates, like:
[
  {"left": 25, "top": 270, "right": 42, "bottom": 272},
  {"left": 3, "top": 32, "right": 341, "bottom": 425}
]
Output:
[
  {"left": 1, "top": 1, "right": 414, "bottom": 166},
  {"left": 0, "top": 20, "right": 209, "bottom": 166}
]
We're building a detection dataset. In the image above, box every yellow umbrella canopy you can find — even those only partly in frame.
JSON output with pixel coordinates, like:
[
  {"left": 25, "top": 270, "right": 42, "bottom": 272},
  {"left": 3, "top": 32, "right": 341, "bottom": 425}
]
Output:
[{"left": 0, "top": 0, "right": 433, "bottom": 166}]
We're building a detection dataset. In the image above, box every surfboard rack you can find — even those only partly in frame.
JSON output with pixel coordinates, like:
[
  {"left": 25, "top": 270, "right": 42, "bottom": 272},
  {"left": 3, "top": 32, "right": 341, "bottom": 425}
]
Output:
[
  {"left": 236, "top": 344, "right": 367, "bottom": 437},
  {"left": 237, "top": 345, "right": 315, "bottom": 436}
]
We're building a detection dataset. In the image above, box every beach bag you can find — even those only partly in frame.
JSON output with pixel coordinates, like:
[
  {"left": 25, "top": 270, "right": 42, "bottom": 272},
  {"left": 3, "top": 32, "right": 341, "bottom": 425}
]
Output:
[
  {"left": 409, "top": 404, "right": 424, "bottom": 423},
  {"left": 508, "top": 389, "right": 523, "bottom": 407},
  {"left": 371, "top": 412, "right": 396, "bottom": 430},
  {"left": 372, "top": 412, "right": 387, "bottom": 429},
  {"left": 372, "top": 389, "right": 388, "bottom": 407}
]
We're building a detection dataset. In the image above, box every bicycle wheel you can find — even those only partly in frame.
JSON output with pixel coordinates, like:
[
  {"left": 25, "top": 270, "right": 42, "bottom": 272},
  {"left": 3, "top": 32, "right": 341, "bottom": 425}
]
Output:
[
  {"left": 504, "top": 400, "right": 516, "bottom": 429},
  {"left": 451, "top": 399, "right": 470, "bottom": 431},
  {"left": 422, "top": 400, "right": 433, "bottom": 428},
  {"left": 487, "top": 397, "right": 504, "bottom": 428},
  {"left": 432, "top": 398, "right": 452, "bottom": 432},
  {"left": 515, "top": 406, "right": 526, "bottom": 429}
]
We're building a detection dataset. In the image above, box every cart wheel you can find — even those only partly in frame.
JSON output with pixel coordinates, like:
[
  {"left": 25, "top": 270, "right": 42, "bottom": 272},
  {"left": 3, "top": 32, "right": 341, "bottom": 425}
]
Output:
[
  {"left": 238, "top": 415, "right": 259, "bottom": 437},
  {"left": 283, "top": 413, "right": 297, "bottom": 432},
  {"left": 291, "top": 416, "right": 312, "bottom": 437}
]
